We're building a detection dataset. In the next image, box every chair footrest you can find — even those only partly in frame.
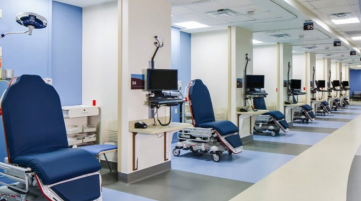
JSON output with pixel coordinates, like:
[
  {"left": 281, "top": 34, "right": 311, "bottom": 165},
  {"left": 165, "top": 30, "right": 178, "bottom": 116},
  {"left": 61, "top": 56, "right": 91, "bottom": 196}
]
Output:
[{"left": 50, "top": 174, "right": 101, "bottom": 201}]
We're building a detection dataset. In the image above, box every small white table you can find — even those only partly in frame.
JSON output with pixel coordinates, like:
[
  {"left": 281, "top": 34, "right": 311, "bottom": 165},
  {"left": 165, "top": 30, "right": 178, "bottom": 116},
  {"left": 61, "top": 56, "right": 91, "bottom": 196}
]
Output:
[
  {"left": 236, "top": 110, "right": 269, "bottom": 137},
  {"left": 283, "top": 103, "right": 306, "bottom": 123},
  {"left": 311, "top": 100, "right": 326, "bottom": 114},
  {"left": 129, "top": 120, "right": 191, "bottom": 171}
]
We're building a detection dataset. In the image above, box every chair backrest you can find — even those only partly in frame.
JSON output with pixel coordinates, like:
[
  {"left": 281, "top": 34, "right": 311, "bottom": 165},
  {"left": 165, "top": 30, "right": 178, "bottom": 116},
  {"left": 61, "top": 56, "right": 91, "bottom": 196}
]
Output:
[
  {"left": 188, "top": 80, "right": 215, "bottom": 127},
  {"left": 1, "top": 75, "right": 68, "bottom": 161},
  {"left": 253, "top": 97, "right": 267, "bottom": 110}
]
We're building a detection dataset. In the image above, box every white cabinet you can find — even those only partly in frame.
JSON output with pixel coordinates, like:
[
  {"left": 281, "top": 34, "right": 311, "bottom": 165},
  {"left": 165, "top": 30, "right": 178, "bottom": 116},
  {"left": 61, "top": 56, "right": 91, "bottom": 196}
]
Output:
[{"left": 62, "top": 105, "right": 100, "bottom": 147}]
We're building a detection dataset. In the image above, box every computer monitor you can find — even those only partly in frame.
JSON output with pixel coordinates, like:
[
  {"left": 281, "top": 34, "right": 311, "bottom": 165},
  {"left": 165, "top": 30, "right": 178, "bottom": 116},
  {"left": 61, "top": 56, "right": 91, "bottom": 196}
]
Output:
[
  {"left": 318, "top": 80, "right": 325, "bottom": 88},
  {"left": 291, "top": 79, "right": 301, "bottom": 90},
  {"left": 343, "top": 81, "right": 349, "bottom": 87},
  {"left": 333, "top": 80, "right": 340, "bottom": 87},
  {"left": 147, "top": 69, "right": 178, "bottom": 91},
  {"left": 246, "top": 75, "right": 264, "bottom": 89}
]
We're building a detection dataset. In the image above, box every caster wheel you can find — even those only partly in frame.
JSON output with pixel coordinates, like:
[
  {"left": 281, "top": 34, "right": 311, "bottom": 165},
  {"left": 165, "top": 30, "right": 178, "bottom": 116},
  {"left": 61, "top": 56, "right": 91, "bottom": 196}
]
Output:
[
  {"left": 173, "top": 149, "right": 180, "bottom": 156},
  {"left": 213, "top": 153, "right": 221, "bottom": 162},
  {"left": 306, "top": 119, "right": 309, "bottom": 123},
  {"left": 271, "top": 131, "right": 276, "bottom": 137},
  {"left": 228, "top": 150, "right": 233, "bottom": 155}
]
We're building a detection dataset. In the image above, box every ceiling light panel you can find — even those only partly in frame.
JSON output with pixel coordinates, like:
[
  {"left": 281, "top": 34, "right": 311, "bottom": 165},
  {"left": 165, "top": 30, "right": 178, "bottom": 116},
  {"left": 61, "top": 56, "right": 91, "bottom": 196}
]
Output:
[
  {"left": 173, "top": 21, "right": 209, "bottom": 29},
  {"left": 332, "top": 17, "right": 360, "bottom": 24}
]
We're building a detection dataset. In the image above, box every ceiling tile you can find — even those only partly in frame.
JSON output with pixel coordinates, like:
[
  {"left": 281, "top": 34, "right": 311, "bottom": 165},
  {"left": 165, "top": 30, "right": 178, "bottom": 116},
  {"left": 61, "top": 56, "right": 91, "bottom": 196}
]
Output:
[
  {"left": 179, "top": 12, "right": 210, "bottom": 20},
  {"left": 172, "top": 6, "right": 197, "bottom": 16},
  {"left": 217, "top": 0, "right": 255, "bottom": 8},
  {"left": 185, "top": 2, "right": 224, "bottom": 12},
  {"left": 309, "top": 0, "right": 349, "bottom": 9},
  {"left": 232, "top": 4, "right": 269, "bottom": 14},
  {"left": 318, "top": 6, "right": 353, "bottom": 14},
  {"left": 197, "top": 17, "right": 229, "bottom": 25},
  {"left": 222, "top": 15, "right": 254, "bottom": 23}
]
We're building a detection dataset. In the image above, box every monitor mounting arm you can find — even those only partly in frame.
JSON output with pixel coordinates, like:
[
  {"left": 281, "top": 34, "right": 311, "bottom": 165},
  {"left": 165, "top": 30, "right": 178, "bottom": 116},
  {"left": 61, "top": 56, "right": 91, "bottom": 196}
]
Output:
[
  {"left": 149, "top": 36, "right": 164, "bottom": 69},
  {"left": 243, "top": 54, "right": 251, "bottom": 107},
  {"left": 311, "top": 67, "right": 316, "bottom": 100}
]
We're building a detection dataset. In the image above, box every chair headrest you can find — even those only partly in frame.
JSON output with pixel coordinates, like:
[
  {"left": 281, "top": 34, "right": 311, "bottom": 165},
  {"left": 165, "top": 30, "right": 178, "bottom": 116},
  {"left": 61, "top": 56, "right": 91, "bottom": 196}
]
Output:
[
  {"left": 188, "top": 79, "right": 215, "bottom": 126},
  {"left": 2, "top": 75, "right": 68, "bottom": 161}
]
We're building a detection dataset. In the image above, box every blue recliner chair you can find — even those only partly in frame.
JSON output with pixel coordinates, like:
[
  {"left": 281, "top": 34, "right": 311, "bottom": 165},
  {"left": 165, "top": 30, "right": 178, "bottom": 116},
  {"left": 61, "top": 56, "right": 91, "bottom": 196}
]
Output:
[
  {"left": 253, "top": 97, "right": 289, "bottom": 136},
  {"left": 0, "top": 75, "right": 102, "bottom": 201},
  {"left": 174, "top": 80, "right": 243, "bottom": 162},
  {"left": 320, "top": 101, "right": 331, "bottom": 114}
]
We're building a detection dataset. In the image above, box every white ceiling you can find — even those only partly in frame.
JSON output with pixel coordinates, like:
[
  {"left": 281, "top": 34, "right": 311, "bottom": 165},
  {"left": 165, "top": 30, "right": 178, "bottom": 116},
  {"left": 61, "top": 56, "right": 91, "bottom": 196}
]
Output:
[
  {"left": 169, "top": 0, "right": 361, "bottom": 66},
  {"left": 54, "top": 0, "right": 116, "bottom": 8}
]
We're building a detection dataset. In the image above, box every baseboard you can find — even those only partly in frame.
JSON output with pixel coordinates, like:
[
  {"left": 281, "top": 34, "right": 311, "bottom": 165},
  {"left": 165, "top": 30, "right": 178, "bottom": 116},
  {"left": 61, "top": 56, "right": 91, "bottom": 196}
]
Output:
[
  {"left": 118, "top": 161, "right": 171, "bottom": 183},
  {"left": 242, "top": 135, "right": 253, "bottom": 144}
]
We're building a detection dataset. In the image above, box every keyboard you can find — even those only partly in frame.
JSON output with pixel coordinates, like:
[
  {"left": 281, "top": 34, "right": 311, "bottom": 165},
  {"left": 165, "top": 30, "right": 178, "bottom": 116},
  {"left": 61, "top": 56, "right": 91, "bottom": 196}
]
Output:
[
  {"left": 246, "top": 91, "right": 268, "bottom": 96},
  {"left": 293, "top": 92, "right": 306, "bottom": 95},
  {"left": 149, "top": 98, "right": 184, "bottom": 105}
]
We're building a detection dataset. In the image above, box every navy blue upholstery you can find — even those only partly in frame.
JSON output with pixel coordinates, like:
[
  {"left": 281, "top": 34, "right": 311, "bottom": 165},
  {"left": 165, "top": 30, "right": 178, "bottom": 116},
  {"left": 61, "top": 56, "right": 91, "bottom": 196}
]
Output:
[
  {"left": 301, "top": 104, "right": 313, "bottom": 111},
  {"left": 14, "top": 148, "right": 101, "bottom": 185},
  {"left": 264, "top": 111, "right": 285, "bottom": 120},
  {"left": 253, "top": 97, "right": 267, "bottom": 110},
  {"left": 188, "top": 80, "right": 215, "bottom": 127},
  {"left": 279, "top": 120, "right": 289, "bottom": 129},
  {"left": 81, "top": 144, "right": 117, "bottom": 155},
  {"left": 1, "top": 75, "right": 101, "bottom": 185},
  {"left": 2, "top": 75, "right": 68, "bottom": 160},
  {"left": 321, "top": 101, "right": 329, "bottom": 106},
  {"left": 189, "top": 79, "right": 243, "bottom": 148},
  {"left": 225, "top": 135, "right": 243, "bottom": 147},
  {"left": 199, "top": 121, "right": 239, "bottom": 136},
  {"left": 309, "top": 111, "right": 316, "bottom": 118},
  {"left": 51, "top": 174, "right": 101, "bottom": 201}
]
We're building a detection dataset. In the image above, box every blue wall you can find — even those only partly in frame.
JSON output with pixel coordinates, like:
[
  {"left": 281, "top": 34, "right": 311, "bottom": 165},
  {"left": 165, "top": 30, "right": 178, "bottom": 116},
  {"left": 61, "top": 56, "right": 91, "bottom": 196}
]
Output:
[
  {"left": 0, "top": 1, "right": 82, "bottom": 167},
  {"left": 350, "top": 69, "right": 361, "bottom": 98},
  {"left": 171, "top": 27, "right": 191, "bottom": 122},
  {"left": 52, "top": 2, "right": 82, "bottom": 106}
]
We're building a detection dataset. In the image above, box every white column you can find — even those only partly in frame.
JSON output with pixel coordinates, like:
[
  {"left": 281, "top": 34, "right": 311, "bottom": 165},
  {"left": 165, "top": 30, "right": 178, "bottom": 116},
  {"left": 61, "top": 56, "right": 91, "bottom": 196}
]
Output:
[{"left": 119, "top": 0, "right": 171, "bottom": 174}]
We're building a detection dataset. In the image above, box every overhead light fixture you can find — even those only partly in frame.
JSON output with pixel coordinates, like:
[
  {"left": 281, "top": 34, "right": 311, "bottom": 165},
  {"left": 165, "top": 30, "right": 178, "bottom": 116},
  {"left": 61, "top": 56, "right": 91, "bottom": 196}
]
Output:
[
  {"left": 352, "top": 36, "right": 361, "bottom": 40},
  {"left": 173, "top": 21, "right": 208, "bottom": 29},
  {"left": 253, "top": 40, "right": 263, "bottom": 44},
  {"left": 332, "top": 17, "right": 360, "bottom": 25}
]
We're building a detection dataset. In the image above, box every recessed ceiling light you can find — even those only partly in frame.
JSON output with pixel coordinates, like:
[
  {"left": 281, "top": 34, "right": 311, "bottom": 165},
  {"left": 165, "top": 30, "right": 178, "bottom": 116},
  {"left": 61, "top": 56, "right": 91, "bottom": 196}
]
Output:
[
  {"left": 332, "top": 17, "right": 360, "bottom": 25},
  {"left": 253, "top": 40, "right": 263, "bottom": 44},
  {"left": 352, "top": 36, "right": 361, "bottom": 40},
  {"left": 173, "top": 21, "right": 208, "bottom": 29}
]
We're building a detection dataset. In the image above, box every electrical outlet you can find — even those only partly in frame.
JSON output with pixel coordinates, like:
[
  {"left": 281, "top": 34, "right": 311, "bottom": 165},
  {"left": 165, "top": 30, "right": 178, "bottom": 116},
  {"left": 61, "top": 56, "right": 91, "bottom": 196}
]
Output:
[
  {"left": 175, "top": 108, "right": 178, "bottom": 114},
  {"left": 0, "top": 9, "right": 2, "bottom": 19},
  {"left": 178, "top": 80, "right": 182, "bottom": 91}
]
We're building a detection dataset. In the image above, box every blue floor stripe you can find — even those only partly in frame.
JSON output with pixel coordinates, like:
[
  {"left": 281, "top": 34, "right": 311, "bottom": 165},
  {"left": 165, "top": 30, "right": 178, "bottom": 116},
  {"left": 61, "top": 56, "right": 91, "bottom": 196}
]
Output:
[
  {"left": 171, "top": 146, "right": 295, "bottom": 183},
  {"left": 293, "top": 120, "right": 347, "bottom": 128},
  {"left": 254, "top": 131, "right": 329, "bottom": 145},
  {"left": 103, "top": 188, "right": 156, "bottom": 201}
]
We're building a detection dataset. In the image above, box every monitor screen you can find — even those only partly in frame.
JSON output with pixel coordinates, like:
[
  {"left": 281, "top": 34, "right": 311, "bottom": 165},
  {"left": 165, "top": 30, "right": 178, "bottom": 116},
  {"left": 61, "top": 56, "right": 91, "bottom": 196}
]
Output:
[
  {"left": 246, "top": 75, "right": 264, "bottom": 89},
  {"left": 318, "top": 80, "right": 325, "bottom": 88},
  {"left": 291, "top": 79, "right": 301, "bottom": 90},
  {"left": 147, "top": 69, "right": 178, "bottom": 91},
  {"left": 333, "top": 80, "right": 340, "bottom": 87},
  {"left": 343, "top": 81, "right": 349, "bottom": 87}
]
